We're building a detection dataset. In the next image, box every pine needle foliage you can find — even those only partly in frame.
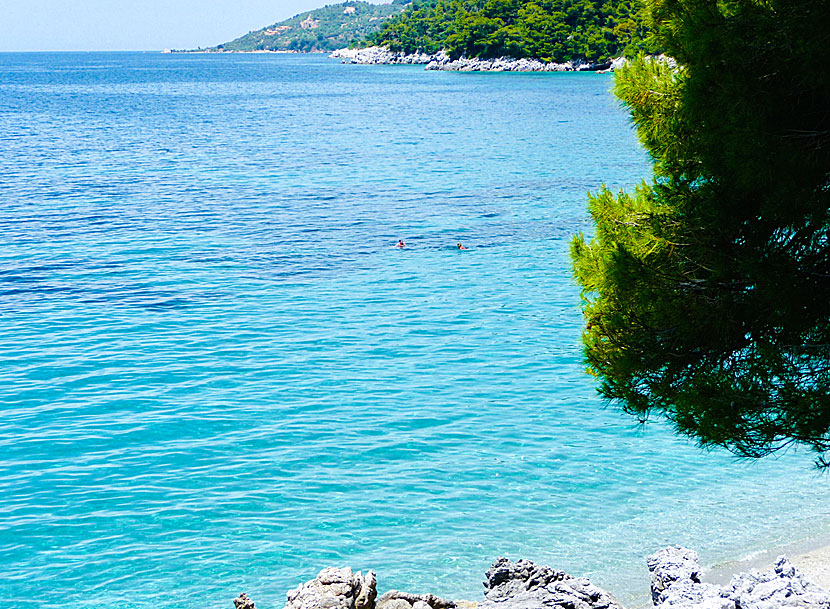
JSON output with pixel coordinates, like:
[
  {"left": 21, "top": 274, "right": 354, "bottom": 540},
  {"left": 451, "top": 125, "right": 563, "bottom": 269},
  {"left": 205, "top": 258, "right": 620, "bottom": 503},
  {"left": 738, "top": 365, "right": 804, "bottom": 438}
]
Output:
[{"left": 571, "top": 0, "right": 830, "bottom": 464}]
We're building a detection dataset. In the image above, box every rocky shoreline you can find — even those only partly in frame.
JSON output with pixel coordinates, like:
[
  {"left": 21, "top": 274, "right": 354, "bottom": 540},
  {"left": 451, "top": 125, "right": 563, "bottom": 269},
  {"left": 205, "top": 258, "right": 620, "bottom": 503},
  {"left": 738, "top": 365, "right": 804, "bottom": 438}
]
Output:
[
  {"left": 330, "top": 46, "right": 627, "bottom": 73},
  {"left": 233, "top": 545, "right": 830, "bottom": 609}
]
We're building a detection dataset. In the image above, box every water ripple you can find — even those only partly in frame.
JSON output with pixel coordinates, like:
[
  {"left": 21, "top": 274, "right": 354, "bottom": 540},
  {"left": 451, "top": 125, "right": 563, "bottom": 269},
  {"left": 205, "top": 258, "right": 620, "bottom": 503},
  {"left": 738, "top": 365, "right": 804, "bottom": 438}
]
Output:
[{"left": 0, "top": 52, "right": 828, "bottom": 609}]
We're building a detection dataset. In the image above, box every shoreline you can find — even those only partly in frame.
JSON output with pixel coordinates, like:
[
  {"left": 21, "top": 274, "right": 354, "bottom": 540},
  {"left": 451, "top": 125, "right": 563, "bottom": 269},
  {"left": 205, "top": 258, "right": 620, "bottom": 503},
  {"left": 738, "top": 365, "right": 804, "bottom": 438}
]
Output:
[
  {"left": 163, "top": 46, "right": 640, "bottom": 75},
  {"left": 792, "top": 546, "right": 830, "bottom": 589},
  {"left": 167, "top": 49, "right": 327, "bottom": 54},
  {"left": 330, "top": 46, "right": 627, "bottom": 73},
  {"left": 246, "top": 543, "right": 830, "bottom": 609},
  {"left": 705, "top": 532, "right": 830, "bottom": 590}
]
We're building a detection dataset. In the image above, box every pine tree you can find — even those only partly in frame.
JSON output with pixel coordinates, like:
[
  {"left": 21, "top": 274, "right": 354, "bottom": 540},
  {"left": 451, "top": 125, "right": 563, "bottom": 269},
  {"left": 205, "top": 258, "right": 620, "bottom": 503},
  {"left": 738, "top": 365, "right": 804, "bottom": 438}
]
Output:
[{"left": 571, "top": 0, "right": 830, "bottom": 463}]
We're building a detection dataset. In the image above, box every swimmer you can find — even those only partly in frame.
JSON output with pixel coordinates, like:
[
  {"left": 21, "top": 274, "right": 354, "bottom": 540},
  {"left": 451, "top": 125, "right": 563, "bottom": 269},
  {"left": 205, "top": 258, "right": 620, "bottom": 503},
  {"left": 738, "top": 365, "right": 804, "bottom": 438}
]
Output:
[
  {"left": 457, "top": 243, "right": 467, "bottom": 250},
  {"left": 397, "top": 240, "right": 406, "bottom": 248}
]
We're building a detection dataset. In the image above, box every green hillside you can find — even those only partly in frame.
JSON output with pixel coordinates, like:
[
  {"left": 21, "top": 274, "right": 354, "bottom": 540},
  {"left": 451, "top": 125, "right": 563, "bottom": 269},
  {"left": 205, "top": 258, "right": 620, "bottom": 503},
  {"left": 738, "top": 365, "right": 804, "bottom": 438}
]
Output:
[
  {"left": 369, "top": 0, "right": 656, "bottom": 62},
  {"left": 212, "top": 1, "right": 408, "bottom": 52}
]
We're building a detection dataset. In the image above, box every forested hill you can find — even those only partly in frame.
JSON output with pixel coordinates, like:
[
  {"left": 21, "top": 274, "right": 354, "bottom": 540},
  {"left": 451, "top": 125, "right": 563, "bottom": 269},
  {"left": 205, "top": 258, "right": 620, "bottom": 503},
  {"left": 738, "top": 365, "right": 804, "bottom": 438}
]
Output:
[
  {"left": 367, "top": 0, "right": 656, "bottom": 62},
  {"left": 211, "top": 1, "right": 408, "bottom": 52}
]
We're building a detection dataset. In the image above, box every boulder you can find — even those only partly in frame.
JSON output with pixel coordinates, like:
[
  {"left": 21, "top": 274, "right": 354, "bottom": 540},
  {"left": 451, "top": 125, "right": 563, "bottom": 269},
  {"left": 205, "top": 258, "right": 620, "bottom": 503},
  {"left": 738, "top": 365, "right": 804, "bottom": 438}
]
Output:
[
  {"left": 652, "top": 578, "right": 733, "bottom": 609},
  {"left": 724, "top": 556, "right": 830, "bottom": 609},
  {"left": 272, "top": 546, "right": 830, "bottom": 609},
  {"left": 234, "top": 593, "right": 256, "bottom": 609},
  {"left": 356, "top": 571, "right": 378, "bottom": 609},
  {"left": 648, "top": 546, "right": 830, "bottom": 609},
  {"left": 376, "top": 590, "right": 456, "bottom": 609},
  {"left": 478, "top": 557, "right": 623, "bottom": 609},
  {"left": 285, "top": 567, "right": 378, "bottom": 609},
  {"left": 648, "top": 546, "right": 703, "bottom": 604}
]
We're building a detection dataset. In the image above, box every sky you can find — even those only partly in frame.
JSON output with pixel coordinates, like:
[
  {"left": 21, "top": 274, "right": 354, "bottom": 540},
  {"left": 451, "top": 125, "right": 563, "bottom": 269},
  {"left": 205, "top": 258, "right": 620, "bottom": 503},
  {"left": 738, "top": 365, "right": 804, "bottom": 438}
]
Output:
[{"left": 1, "top": 0, "right": 390, "bottom": 52}]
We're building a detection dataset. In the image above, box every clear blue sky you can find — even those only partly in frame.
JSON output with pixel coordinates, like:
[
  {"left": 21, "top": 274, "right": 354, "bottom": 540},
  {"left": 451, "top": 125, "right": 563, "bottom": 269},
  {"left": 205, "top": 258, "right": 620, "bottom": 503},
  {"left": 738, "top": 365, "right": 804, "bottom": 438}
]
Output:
[{"left": 2, "top": 0, "right": 389, "bottom": 52}]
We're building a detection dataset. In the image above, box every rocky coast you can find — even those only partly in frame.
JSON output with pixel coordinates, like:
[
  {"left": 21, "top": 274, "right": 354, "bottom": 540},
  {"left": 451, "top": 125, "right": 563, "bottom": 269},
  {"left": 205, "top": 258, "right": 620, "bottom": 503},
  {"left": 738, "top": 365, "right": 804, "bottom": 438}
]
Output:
[
  {"left": 330, "top": 46, "right": 627, "bottom": 72},
  {"left": 233, "top": 546, "right": 830, "bottom": 609}
]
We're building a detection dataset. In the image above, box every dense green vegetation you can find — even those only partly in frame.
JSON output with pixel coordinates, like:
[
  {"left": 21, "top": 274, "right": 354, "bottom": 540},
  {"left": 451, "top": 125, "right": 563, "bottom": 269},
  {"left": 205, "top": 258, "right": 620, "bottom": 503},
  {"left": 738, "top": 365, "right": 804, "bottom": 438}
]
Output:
[
  {"left": 571, "top": 0, "right": 830, "bottom": 464},
  {"left": 211, "top": 1, "right": 407, "bottom": 53},
  {"left": 369, "top": 0, "right": 656, "bottom": 62}
]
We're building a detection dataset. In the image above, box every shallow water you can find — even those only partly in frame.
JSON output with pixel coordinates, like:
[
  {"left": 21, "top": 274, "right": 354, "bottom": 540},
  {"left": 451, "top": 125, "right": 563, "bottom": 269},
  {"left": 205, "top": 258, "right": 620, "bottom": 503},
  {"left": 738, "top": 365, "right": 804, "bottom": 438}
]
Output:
[{"left": 1, "top": 52, "right": 828, "bottom": 609}]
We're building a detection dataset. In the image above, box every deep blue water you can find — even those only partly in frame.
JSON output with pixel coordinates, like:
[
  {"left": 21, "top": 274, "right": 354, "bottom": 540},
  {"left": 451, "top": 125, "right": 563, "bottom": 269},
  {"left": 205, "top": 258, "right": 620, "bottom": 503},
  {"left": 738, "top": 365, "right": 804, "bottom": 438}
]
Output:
[{"left": 1, "top": 52, "right": 828, "bottom": 609}]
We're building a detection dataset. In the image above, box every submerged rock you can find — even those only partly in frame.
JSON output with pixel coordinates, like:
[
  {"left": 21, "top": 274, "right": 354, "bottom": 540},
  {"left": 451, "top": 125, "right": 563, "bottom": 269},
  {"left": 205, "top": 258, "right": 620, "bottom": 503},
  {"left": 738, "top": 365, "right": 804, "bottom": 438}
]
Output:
[
  {"left": 479, "top": 557, "right": 623, "bottom": 609},
  {"left": 648, "top": 546, "right": 830, "bottom": 609}
]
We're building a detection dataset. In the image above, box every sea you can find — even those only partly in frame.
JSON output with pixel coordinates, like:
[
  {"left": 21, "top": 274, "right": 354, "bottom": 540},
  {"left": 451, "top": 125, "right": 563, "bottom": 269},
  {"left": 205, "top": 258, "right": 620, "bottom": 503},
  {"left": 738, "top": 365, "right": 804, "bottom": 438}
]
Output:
[{"left": 1, "top": 52, "right": 828, "bottom": 609}]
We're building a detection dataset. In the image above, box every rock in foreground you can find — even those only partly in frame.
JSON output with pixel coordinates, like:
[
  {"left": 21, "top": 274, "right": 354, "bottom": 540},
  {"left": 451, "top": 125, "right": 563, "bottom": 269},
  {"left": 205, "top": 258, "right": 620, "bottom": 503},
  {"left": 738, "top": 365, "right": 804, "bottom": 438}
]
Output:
[
  {"left": 648, "top": 547, "right": 704, "bottom": 604},
  {"left": 275, "top": 558, "right": 619, "bottom": 609},
  {"left": 648, "top": 546, "right": 830, "bottom": 609},
  {"left": 285, "top": 567, "right": 378, "bottom": 609},
  {"left": 235, "top": 546, "right": 830, "bottom": 609},
  {"left": 479, "top": 557, "right": 623, "bottom": 609},
  {"left": 376, "top": 590, "right": 456, "bottom": 609}
]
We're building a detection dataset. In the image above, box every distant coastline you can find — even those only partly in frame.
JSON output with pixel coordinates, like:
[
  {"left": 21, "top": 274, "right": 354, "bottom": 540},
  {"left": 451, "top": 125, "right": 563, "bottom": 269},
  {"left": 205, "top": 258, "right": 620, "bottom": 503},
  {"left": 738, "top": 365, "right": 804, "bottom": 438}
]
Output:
[
  {"left": 162, "top": 45, "right": 631, "bottom": 73},
  {"left": 166, "top": 48, "right": 316, "bottom": 54},
  {"left": 330, "top": 46, "right": 628, "bottom": 73}
]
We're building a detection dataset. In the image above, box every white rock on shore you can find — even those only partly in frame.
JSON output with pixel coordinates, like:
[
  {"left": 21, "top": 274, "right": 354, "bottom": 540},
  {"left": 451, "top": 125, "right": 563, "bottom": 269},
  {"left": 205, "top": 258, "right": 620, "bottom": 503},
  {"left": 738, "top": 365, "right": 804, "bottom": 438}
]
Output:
[
  {"left": 233, "top": 546, "right": 830, "bottom": 609},
  {"left": 330, "top": 46, "right": 433, "bottom": 65},
  {"left": 648, "top": 546, "right": 830, "bottom": 609},
  {"left": 330, "top": 46, "right": 616, "bottom": 72},
  {"left": 283, "top": 567, "right": 378, "bottom": 609},
  {"left": 424, "top": 50, "right": 611, "bottom": 72}
]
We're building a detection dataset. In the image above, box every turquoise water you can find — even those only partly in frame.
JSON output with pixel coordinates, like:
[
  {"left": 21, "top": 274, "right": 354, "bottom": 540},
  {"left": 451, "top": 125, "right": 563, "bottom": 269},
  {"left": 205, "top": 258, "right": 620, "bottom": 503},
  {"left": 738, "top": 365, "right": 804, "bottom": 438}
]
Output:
[{"left": 1, "top": 52, "right": 828, "bottom": 609}]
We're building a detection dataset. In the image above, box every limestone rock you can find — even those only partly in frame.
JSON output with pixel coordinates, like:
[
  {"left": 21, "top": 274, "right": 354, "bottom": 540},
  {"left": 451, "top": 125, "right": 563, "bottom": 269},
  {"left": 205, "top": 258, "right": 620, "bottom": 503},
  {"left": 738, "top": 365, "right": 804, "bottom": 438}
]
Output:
[
  {"left": 286, "top": 567, "right": 378, "bottom": 609},
  {"left": 653, "top": 578, "right": 733, "bottom": 609},
  {"left": 596, "top": 56, "right": 627, "bottom": 73},
  {"left": 356, "top": 571, "right": 378, "bottom": 609},
  {"left": 332, "top": 46, "right": 617, "bottom": 72},
  {"left": 234, "top": 593, "right": 256, "bottom": 609},
  {"left": 723, "top": 556, "right": 830, "bottom": 609},
  {"left": 478, "top": 557, "right": 623, "bottom": 609},
  {"left": 649, "top": 547, "right": 830, "bottom": 609},
  {"left": 275, "top": 546, "right": 830, "bottom": 609},
  {"left": 379, "top": 599, "right": 412, "bottom": 609},
  {"left": 425, "top": 55, "right": 584, "bottom": 72},
  {"left": 376, "top": 590, "right": 456, "bottom": 609},
  {"left": 648, "top": 546, "right": 703, "bottom": 604},
  {"left": 330, "top": 46, "right": 432, "bottom": 65}
]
